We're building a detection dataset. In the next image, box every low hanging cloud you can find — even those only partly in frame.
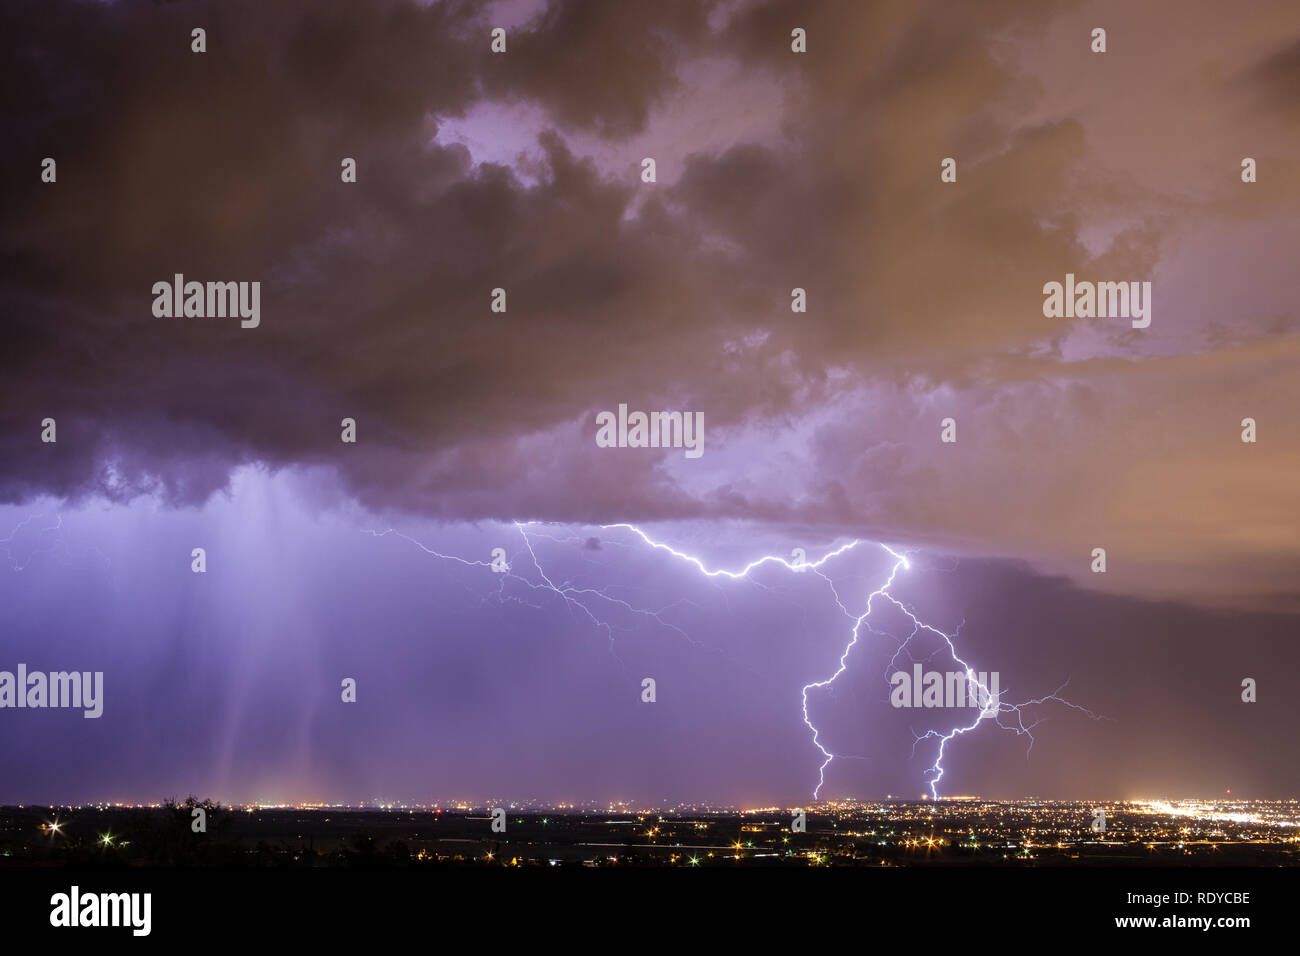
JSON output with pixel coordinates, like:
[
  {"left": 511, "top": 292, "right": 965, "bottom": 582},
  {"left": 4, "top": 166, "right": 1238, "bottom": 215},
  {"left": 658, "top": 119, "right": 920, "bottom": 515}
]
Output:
[{"left": 1, "top": 0, "right": 1297, "bottom": 610}]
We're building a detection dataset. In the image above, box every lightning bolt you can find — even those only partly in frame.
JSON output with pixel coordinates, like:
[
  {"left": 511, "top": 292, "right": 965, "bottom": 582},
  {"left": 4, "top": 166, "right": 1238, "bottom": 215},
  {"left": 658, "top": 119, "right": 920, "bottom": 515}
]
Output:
[
  {"left": 0, "top": 512, "right": 65, "bottom": 571},
  {"left": 363, "top": 522, "right": 702, "bottom": 663},
  {"left": 367, "top": 520, "right": 1102, "bottom": 800}
]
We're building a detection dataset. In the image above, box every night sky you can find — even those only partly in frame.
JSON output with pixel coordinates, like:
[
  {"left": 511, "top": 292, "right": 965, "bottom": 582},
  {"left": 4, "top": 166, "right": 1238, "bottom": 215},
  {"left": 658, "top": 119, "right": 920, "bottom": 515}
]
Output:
[{"left": 1, "top": 0, "right": 1297, "bottom": 807}]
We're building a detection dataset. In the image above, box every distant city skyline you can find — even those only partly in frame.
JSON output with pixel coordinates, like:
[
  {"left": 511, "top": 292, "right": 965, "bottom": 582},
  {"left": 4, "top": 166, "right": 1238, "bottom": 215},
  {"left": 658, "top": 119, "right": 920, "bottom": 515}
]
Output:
[{"left": 7, "top": 799, "right": 1298, "bottom": 870}]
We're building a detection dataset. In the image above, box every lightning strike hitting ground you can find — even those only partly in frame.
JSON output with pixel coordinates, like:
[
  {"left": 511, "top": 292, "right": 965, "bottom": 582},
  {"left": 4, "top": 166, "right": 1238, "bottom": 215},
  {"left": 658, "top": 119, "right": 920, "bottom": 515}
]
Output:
[{"left": 368, "top": 521, "right": 1102, "bottom": 800}]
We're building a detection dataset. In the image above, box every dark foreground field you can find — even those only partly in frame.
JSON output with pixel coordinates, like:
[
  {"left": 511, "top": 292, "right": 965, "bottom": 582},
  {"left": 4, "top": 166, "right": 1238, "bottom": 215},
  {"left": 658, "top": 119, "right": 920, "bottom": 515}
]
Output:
[{"left": 4, "top": 799, "right": 1296, "bottom": 867}]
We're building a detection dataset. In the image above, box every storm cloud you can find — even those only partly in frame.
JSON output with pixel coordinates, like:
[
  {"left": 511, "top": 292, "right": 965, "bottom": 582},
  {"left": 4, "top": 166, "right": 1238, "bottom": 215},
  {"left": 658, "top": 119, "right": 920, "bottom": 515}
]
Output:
[{"left": 2, "top": 0, "right": 1298, "bottom": 611}]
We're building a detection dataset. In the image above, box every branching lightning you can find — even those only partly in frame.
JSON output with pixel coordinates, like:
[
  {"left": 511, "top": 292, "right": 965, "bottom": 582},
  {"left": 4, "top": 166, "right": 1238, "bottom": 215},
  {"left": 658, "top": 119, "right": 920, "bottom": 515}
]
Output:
[
  {"left": 363, "top": 523, "right": 701, "bottom": 658},
  {"left": 1, "top": 512, "right": 65, "bottom": 571},
  {"left": 367, "top": 521, "right": 1103, "bottom": 801}
]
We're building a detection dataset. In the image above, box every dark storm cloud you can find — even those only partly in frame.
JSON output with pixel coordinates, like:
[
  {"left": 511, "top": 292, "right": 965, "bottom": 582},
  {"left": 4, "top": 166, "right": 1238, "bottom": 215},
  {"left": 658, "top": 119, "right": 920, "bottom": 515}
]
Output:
[
  {"left": 1, "top": 0, "right": 1297, "bottom": 607},
  {"left": 1242, "top": 36, "right": 1300, "bottom": 121},
  {"left": 0, "top": 0, "right": 737, "bottom": 501},
  {"left": 3, "top": 0, "right": 1300, "bottom": 808},
  {"left": 480, "top": 0, "right": 715, "bottom": 138}
]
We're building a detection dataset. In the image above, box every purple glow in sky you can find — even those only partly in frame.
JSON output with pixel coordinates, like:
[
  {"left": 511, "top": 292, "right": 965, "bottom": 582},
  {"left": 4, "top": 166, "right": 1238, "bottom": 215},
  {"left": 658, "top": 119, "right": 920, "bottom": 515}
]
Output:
[{"left": 1, "top": 0, "right": 1298, "bottom": 805}]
